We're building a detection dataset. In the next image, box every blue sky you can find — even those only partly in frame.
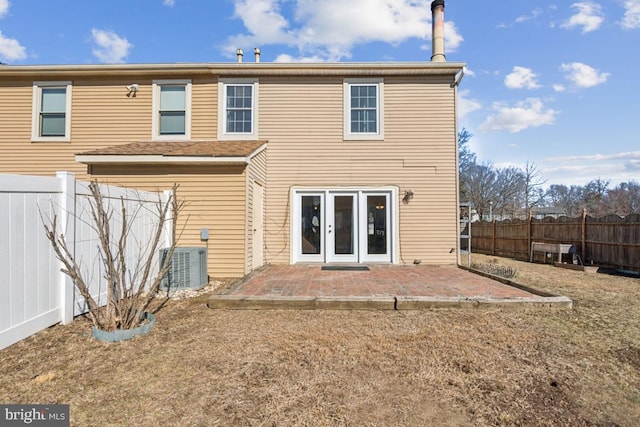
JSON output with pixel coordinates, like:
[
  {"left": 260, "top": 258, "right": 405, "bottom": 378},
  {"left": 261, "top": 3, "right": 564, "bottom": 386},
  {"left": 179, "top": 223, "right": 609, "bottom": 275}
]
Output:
[{"left": 0, "top": 0, "right": 638, "bottom": 187}]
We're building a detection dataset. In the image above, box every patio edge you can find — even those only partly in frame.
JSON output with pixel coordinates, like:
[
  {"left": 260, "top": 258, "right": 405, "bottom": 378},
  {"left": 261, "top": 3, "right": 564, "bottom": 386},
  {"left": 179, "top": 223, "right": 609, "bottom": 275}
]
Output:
[{"left": 207, "top": 295, "right": 573, "bottom": 310}]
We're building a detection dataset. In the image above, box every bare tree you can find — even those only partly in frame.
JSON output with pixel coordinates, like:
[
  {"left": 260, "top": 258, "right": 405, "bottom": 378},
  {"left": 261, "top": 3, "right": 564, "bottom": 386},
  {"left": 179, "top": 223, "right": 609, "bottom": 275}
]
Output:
[
  {"left": 458, "top": 127, "right": 476, "bottom": 203},
  {"left": 602, "top": 181, "right": 640, "bottom": 217},
  {"left": 583, "top": 178, "right": 610, "bottom": 217},
  {"left": 42, "top": 181, "right": 184, "bottom": 331},
  {"left": 544, "top": 184, "right": 584, "bottom": 217},
  {"left": 522, "top": 162, "right": 546, "bottom": 218},
  {"left": 493, "top": 167, "right": 525, "bottom": 219},
  {"left": 464, "top": 161, "right": 497, "bottom": 219}
]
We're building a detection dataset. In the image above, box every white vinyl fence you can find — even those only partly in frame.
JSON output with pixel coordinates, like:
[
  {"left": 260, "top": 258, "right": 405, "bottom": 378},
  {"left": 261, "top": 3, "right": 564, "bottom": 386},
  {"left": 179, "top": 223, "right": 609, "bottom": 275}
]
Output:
[{"left": 0, "top": 172, "right": 172, "bottom": 350}]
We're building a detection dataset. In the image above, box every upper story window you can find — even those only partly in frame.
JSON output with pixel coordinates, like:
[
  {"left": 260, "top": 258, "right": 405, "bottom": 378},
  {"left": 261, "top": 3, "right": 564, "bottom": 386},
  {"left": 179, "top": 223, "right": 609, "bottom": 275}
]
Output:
[
  {"left": 32, "top": 81, "right": 72, "bottom": 142},
  {"left": 152, "top": 80, "right": 191, "bottom": 140},
  {"left": 218, "top": 78, "right": 259, "bottom": 140},
  {"left": 343, "top": 78, "right": 384, "bottom": 141}
]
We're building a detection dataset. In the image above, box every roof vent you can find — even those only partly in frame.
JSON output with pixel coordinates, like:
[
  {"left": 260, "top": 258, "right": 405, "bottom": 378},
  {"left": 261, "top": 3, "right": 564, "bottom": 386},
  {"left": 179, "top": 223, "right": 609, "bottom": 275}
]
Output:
[
  {"left": 254, "top": 48, "right": 261, "bottom": 63},
  {"left": 236, "top": 48, "right": 244, "bottom": 63}
]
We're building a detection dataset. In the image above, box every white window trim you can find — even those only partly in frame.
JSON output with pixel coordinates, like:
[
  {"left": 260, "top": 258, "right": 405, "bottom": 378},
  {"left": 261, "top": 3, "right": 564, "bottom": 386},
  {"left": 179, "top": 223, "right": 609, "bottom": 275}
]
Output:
[
  {"left": 218, "top": 78, "right": 259, "bottom": 141},
  {"left": 31, "top": 81, "right": 72, "bottom": 142},
  {"left": 343, "top": 78, "right": 384, "bottom": 141},
  {"left": 152, "top": 79, "right": 192, "bottom": 141}
]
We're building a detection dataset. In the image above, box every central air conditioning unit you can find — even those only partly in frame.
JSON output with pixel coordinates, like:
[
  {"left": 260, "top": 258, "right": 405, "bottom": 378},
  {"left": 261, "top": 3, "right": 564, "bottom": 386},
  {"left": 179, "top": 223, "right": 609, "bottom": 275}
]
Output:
[{"left": 159, "top": 247, "right": 208, "bottom": 290}]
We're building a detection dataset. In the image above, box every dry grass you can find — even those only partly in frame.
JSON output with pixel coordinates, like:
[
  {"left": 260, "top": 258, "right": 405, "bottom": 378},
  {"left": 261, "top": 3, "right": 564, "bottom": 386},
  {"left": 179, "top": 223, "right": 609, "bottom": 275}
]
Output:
[{"left": 1, "top": 255, "right": 639, "bottom": 426}]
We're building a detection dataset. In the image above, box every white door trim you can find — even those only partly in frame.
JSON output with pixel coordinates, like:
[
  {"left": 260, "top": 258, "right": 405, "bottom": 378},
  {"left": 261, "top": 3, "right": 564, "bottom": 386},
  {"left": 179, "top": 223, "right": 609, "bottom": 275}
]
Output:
[
  {"left": 291, "top": 187, "right": 398, "bottom": 264},
  {"left": 291, "top": 191, "right": 325, "bottom": 263}
]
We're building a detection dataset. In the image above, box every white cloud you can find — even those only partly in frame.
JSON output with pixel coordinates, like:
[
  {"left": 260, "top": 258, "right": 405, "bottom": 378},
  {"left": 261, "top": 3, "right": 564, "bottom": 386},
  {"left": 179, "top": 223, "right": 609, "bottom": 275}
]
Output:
[
  {"left": 91, "top": 29, "right": 132, "bottom": 63},
  {"left": 561, "top": 2, "right": 604, "bottom": 33},
  {"left": 163, "top": 0, "right": 175, "bottom": 6},
  {"left": 0, "top": 1, "right": 27, "bottom": 63},
  {"left": 553, "top": 84, "right": 566, "bottom": 92},
  {"left": 515, "top": 8, "right": 543, "bottom": 23},
  {"left": 504, "top": 66, "right": 541, "bottom": 90},
  {"left": 625, "top": 159, "right": 640, "bottom": 171},
  {"left": 274, "top": 53, "right": 327, "bottom": 62},
  {"left": 0, "top": 30, "right": 26, "bottom": 62},
  {"left": 498, "top": 7, "right": 550, "bottom": 28},
  {"left": 0, "top": 0, "right": 9, "bottom": 19},
  {"left": 226, "top": 0, "right": 463, "bottom": 61},
  {"left": 458, "top": 89, "right": 481, "bottom": 120},
  {"left": 479, "top": 98, "right": 558, "bottom": 133},
  {"left": 547, "top": 151, "right": 640, "bottom": 162},
  {"left": 544, "top": 150, "right": 640, "bottom": 185},
  {"left": 443, "top": 21, "right": 463, "bottom": 51},
  {"left": 560, "top": 62, "right": 609, "bottom": 88},
  {"left": 621, "top": 0, "right": 640, "bottom": 29}
]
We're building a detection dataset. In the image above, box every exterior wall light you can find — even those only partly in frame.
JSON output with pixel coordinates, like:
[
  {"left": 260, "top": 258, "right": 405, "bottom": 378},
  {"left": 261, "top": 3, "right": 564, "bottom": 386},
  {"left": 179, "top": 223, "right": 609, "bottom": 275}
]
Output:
[
  {"left": 403, "top": 189, "right": 414, "bottom": 203},
  {"left": 126, "top": 83, "right": 139, "bottom": 97}
]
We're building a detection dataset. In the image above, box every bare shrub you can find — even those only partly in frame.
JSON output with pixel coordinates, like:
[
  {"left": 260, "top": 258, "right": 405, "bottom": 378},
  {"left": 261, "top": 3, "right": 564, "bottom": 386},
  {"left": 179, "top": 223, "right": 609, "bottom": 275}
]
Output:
[{"left": 42, "top": 181, "right": 183, "bottom": 331}]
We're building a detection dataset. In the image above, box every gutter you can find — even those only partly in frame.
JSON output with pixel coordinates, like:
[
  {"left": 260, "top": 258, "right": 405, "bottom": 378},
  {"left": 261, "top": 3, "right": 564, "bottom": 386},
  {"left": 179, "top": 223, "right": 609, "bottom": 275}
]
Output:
[
  {"left": 0, "top": 62, "right": 467, "bottom": 78},
  {"left": 75, "top": 155, "right": 250, "bottom": 165}
]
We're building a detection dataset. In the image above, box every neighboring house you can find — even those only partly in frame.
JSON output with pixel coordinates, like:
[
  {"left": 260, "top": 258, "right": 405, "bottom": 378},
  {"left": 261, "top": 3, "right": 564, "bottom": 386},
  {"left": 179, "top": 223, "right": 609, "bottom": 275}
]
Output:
[{"left": 0, "top": 1, "right": 464, "bottom": 279}]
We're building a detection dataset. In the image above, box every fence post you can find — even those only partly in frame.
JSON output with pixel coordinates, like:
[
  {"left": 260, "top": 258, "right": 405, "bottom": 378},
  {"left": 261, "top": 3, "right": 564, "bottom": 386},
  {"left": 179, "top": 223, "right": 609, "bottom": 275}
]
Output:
[
  {"left": 162, "top": 189, "right": 174, "bottom": 250},
  {"left": 527, "top": 214, "right": 533, "bottom": 262},
  {"left": 492, "top": 219, "right": 496, "bottom": 255},
  {"left": 56, "top": 171, "right": 75, "bottom": 325},
  {"left": 581, "top": 208, "right": 587, "bottom": 262}
]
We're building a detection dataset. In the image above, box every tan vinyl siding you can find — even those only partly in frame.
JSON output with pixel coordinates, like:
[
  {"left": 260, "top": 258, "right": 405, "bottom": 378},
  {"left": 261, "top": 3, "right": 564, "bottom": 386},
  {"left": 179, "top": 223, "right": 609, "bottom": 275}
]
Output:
[
  {"left": 0, "top": 80, "right": 84, "bottom": 174},
  {"left": 0, "top": 77, "right": 246, "bottom": 278},
  {"left": 89, "top": 165, "right": 247, "bottom": 279},
  {"left": 259, "top": 76, "right": 458, "bottom": 265},
  {"left": 0, "top": 66, "right": 461, "bottom": 276},
  {"left": 191, "top": 78, "right": 217, "bottom": 139}
]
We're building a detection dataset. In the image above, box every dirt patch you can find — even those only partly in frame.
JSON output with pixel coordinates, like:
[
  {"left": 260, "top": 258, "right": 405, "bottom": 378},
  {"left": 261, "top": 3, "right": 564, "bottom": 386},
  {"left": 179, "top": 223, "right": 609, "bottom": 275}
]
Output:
[
  {"left": 614, "top": 346, "right": 640, "bottom": 370},
  {"left": 1, "top": 255, "right": 639, "bottom": 426}
]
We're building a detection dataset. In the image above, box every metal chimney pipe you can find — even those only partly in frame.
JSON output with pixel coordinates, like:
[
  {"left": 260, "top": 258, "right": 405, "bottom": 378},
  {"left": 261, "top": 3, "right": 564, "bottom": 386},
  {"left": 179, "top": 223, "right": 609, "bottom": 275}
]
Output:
[
  {"left": 430, "top": 0, "right": 446, "bottom": 62},
  {"left": 236, "top": 49, "right": 243, "bottom": 63},
  {"left": 254, "top": 48, "right": 261, "bottom": 63}
]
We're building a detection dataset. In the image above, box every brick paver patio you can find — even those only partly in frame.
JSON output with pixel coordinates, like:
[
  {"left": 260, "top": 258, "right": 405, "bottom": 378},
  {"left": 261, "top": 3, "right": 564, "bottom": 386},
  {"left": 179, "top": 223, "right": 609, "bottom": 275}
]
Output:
[{"left": 225, "top": 264, "right": 538, "bottom": 299}]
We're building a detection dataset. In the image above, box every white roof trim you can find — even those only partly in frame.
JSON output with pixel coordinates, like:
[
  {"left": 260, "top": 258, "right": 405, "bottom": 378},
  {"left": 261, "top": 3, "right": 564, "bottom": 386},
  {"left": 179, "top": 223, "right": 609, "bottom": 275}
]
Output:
[{"left": 76, "top": 155, "right": 249, "bottom": 165}]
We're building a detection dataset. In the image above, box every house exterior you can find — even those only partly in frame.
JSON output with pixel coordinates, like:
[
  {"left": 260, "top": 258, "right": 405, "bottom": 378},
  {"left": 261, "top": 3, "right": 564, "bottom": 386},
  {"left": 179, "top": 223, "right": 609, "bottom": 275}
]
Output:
[
  {"left": 0, "top": 5, "right": 465, "bottom": 280},
  {"left": 0, "top": 61, "right": 465, "bottom": 279}
]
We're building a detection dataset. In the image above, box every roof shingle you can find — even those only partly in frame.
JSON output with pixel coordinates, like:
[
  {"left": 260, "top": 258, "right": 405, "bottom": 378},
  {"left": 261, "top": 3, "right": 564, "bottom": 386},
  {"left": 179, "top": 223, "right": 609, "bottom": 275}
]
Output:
[{"left": 77, "top": 140, "right": 266, "bottom": 158}]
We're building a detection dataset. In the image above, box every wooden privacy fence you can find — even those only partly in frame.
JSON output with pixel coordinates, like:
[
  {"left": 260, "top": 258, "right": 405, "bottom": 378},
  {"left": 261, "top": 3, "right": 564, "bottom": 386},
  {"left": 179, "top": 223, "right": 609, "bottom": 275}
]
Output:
[
  {"left": 471, "top": 213, "right": 640, "bottom": 272},
  {"left": 0, "top": 172, "right": 172, "bottom": 350}
]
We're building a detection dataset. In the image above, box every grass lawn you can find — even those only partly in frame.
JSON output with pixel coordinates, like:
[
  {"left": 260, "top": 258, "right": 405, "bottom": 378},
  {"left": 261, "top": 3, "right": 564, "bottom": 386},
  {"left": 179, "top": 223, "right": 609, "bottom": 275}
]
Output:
[{"left": 1, "top": 254, "right": 639, "bottom": 426}]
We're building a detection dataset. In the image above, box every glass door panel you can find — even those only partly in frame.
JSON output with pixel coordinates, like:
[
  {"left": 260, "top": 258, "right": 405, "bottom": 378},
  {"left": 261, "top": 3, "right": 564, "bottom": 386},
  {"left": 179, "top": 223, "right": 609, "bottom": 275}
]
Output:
[
  {"left": 301, "top": 195, "right": 322, "bottom": 256},
  {"left": 362, "top": 193, "right": 391, "bottom": 262},
  {"left": 333, "top": 195, "right": 354, "bottom": 255},
  {"left": 327, "top": 193, "right": 358, "bottom": 263}
]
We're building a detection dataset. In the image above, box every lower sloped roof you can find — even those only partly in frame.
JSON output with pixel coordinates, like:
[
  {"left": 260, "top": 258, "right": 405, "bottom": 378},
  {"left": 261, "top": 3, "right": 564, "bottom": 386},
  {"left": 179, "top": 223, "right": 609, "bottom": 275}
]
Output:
[{"left": 76, "top": 140, "right": 267, "bottom": 165}]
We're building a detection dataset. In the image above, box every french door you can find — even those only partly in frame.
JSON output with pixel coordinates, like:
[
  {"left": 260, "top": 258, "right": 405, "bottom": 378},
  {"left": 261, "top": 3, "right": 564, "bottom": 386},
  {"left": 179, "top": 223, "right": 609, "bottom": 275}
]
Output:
[
  {"left": 293, "top": 189, "right": 393, "bottom": 263},
  {"left": 327, "top": 193, "right": 358, "bottom": 263}
]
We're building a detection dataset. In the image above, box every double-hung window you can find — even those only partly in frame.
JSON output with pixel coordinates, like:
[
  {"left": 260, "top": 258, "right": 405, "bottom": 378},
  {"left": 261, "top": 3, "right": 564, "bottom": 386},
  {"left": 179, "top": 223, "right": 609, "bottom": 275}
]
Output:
[
  {"left": 32, "top": 81, "right": 72, "bottom": 142},
  {"left": 153, "top": 80, "right": 191, "bottom": 140},
  {"left": 218, "top": 78, "right": 258, "bottom": 140},
  {"left": 344, "top": 78, "right": 384, "bottom": 140}
]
